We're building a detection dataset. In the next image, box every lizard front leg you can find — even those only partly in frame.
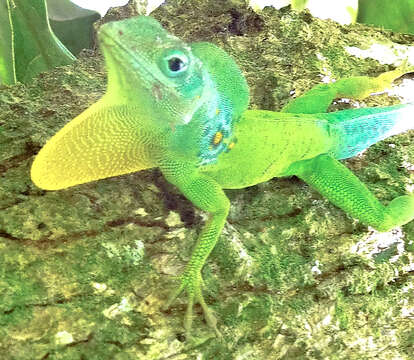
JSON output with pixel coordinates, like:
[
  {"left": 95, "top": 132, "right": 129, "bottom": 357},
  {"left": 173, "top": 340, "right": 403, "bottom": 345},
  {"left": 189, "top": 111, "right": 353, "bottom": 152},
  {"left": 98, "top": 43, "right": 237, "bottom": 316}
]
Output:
[{"left": 160, "top": 159, "right": 230, "bottom": 337}]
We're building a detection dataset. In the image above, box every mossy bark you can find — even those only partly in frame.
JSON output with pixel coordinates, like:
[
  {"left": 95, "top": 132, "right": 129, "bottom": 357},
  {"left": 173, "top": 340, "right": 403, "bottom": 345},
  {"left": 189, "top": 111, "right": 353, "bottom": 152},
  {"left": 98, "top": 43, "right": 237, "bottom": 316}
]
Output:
[{"left": 1, "top": 1, "right": 414, "bottom": 359}]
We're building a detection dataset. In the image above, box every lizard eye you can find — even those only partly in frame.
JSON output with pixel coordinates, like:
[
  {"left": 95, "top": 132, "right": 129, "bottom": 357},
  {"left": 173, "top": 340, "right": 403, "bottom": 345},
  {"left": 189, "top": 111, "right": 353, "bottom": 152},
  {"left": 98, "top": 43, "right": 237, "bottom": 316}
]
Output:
[
  {"left": 160, "top": 49, "right": 189, "bottom": 78},
  {"left": 168, "top": 57, "right": 186, "bottom": 72}
]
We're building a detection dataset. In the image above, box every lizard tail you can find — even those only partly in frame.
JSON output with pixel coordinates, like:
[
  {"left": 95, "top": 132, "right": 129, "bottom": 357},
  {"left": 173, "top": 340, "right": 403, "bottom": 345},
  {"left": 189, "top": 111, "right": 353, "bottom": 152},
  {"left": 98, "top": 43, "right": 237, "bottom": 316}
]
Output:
[{"left": 328, "top": 104, "right": 414, "bottom": 160}]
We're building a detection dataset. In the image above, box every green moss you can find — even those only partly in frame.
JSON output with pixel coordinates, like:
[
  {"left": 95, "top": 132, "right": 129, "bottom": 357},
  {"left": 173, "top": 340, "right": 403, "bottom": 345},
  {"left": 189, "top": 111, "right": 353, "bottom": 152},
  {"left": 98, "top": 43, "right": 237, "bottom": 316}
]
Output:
[{"left": 257, "top": 244, "right": 309, "bottom": 290}]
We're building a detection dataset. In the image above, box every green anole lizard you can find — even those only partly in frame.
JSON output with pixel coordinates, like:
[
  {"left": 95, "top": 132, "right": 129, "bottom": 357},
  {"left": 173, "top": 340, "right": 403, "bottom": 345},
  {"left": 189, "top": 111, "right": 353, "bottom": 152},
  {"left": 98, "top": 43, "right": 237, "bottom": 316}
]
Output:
[{"left": 31, "top": 16, "right": 414, "bottom": 337}]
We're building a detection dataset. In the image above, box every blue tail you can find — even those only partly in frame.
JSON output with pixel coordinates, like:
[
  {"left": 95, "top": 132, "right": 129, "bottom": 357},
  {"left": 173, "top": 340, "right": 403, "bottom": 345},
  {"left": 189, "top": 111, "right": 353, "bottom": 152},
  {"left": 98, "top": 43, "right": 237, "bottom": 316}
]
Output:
[{"left": 326, "top": 104, "right": 414, "bottom": 160}]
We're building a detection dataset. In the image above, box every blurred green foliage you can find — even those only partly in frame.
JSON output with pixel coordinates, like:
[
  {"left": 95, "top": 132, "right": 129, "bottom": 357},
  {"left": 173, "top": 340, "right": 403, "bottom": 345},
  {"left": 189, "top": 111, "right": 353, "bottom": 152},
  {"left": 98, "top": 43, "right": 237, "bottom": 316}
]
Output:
[
  {"left": 0, "top": 0, "right": 75, "bottom": 85},
  {"left": 358, "top": 0, "right": 414, "bottom": 35},
  {"left": 0, "top": 0, "right": 16, "bottom": 84},
  {"left": 261, "top": 0, "right": 414, "bottom": 34},
  {"left": 291, "top": 0, "right": 308, "bottom": 12},
  {"left": 47, "top": 0, "right": 100, "bottom": 55}
]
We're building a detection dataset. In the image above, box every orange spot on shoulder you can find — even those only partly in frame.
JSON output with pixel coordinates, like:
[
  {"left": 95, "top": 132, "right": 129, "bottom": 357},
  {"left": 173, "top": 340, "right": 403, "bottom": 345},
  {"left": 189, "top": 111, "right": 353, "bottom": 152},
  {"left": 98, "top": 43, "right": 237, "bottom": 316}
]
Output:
[{"left": 213, "top": 131, "right": 223, "bottom": 145}]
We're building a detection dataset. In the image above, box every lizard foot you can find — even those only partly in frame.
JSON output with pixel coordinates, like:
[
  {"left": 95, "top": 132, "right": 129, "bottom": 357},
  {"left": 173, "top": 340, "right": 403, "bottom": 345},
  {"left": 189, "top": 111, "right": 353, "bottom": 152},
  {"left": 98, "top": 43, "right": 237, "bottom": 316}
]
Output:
[{"left": 163, "top": 271, "right": 222, "bottom": 338}]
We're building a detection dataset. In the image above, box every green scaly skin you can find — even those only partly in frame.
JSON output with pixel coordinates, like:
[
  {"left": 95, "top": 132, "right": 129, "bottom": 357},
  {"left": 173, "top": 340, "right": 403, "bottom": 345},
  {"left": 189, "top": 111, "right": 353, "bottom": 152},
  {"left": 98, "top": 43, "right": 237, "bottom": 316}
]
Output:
[{"left": 30, "top": 16, "right": 414, "bottom": 337}]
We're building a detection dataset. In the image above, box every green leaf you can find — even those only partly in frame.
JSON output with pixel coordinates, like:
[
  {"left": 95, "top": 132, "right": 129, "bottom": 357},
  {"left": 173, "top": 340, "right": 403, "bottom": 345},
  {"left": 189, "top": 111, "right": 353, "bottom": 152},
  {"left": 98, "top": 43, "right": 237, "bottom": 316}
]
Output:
[
  {"left": 358, "top": 0, "right": 414, "bottom": 35},
  {"left": 291, "top": 0, "right": 308, "bottom": 11},
  {"left": 9, "top": 0, "right": 75, "bottom": 83},
  {"left": 47, "top": 0, "right": 100, "bottom": 56},
  {"left": 0, "top": 0, "right": 16, "bottom": 85}
]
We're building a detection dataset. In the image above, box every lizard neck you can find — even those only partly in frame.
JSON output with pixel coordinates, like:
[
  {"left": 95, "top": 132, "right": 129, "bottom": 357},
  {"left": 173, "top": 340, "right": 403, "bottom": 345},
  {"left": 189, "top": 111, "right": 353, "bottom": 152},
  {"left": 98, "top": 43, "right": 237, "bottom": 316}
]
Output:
[
  {"left": 168, "top": 82, "right": 238, "bottom": 166},
  {"left": 197, "top": 92, "right": 237, "bottom": 166}
]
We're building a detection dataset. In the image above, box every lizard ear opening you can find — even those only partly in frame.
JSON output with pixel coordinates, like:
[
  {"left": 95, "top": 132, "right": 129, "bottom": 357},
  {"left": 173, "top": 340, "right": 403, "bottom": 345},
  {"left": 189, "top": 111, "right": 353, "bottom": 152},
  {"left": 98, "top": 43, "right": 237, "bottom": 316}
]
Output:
[{"left": 31, "top": 103, "right": 158, "bottom": 190}]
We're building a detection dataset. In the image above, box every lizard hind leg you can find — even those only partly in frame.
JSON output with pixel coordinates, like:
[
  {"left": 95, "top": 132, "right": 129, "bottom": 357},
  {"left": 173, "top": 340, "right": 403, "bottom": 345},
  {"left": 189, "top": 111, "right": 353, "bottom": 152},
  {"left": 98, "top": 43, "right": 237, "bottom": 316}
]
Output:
[
  {"left": 289, "top": 154, "right": 414, "bottom": 232},
  {"left": 381, "top": 195, "right": 414, "bottom": 231},
  {"left": 281, "top": 61, "right": 413, "bottom": 114}
]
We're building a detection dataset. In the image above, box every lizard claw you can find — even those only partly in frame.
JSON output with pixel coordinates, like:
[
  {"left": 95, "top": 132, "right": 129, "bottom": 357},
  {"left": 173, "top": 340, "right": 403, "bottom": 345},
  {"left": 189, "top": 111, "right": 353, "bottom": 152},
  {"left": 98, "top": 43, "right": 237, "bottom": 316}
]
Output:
[{"left": 163, "top": 272, "right": 222, "bottom": 338}]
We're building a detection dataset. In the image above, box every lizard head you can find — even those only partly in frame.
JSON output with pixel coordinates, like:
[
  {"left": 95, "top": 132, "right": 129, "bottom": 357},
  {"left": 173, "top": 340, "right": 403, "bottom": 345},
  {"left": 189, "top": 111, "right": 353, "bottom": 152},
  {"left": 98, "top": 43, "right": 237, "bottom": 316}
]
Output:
[
  {"left": 99, "top": 16, "right": 214, "bottom": 128},
  {"left": 30, "top": 16, "right": 249, "bottom": 191}
]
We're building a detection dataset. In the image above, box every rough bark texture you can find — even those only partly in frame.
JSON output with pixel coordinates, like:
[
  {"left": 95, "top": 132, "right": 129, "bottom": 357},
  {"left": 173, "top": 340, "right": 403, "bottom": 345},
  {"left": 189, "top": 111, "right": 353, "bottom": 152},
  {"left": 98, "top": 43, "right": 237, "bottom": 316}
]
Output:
[{"left": 1, "top": 1, "right": 414, "bottom": 359}]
